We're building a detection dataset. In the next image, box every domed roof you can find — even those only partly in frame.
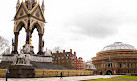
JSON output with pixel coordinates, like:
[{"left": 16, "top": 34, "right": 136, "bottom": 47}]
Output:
[{"left": 102, "top": 42, "right": 136, "bottom": 51}]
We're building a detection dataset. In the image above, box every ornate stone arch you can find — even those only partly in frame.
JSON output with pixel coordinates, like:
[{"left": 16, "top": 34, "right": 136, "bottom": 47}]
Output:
[
  {"left": 30, "top": 21, "right": 43, "bottom": 34},
  {"left": 14, "top": 20, "right": 27, "bottom": 33},
  {"left": 105, "top": 69, "right": 113, "bottom": 75},
  {"left": 29, "top": 21, "right": 44, "bottom": 55},
  {"left": 12, "top": 20, "right": 27, "bottom": 54}
]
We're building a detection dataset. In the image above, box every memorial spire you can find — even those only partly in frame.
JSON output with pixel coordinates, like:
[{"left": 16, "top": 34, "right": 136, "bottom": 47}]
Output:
[
  {"left": 16, "top": 0, "right": 20, "bottom": 10},
  {"left": 28, "top": 0, "right": 32, "bottom": 10},
  {"left": 41, "top": 0, "right": 45, "bottom": 13}
]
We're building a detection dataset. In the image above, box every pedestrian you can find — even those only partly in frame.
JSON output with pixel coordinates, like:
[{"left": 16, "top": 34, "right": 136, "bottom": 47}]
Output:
[
  {"left": 6, "top": 69, "right": 10, "bottom": 81},
  {"left": 60, "top": 72, "right": 63, "bottom": 79}
]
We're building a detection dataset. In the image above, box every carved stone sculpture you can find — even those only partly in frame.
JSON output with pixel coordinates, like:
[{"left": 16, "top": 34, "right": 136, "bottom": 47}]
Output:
[
  {"left": 23, "top": 44, "right": 30, "bottom": 54},
  {"left": 12, "top": 53, "right": 31, "bottom": 66}
]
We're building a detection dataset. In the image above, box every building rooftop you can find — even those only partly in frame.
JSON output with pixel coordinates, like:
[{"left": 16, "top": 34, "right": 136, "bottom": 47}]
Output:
[{"left": 102, "top": 42, "right": 136, "bottom": 51}]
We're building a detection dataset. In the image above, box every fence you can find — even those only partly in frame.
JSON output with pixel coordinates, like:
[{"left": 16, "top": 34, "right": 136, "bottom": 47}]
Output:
[
  {"left": 0, "top": 69, "right": 93, "bottom": 78},
  {"left": 0, "top": 69, "right": 6, "bottom": 78},
  {"left": 35, "top": 69, "right": 93, "bottom": 77}
]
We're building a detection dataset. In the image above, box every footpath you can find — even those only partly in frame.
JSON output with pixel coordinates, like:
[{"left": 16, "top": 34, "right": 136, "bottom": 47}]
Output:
[{"left": 0, "top": 75, "right": 119, "bottom": 81}]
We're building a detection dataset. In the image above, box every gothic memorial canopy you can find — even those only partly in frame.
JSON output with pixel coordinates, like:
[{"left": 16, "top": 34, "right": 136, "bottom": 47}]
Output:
[{"left": 12, "top": 0, "right": 45, "bottom": 55}]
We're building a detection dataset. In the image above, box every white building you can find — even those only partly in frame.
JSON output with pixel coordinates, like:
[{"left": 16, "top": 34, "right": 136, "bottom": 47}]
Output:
[{"left": 86, "top": 60, "right": 96, "bottom": 70}]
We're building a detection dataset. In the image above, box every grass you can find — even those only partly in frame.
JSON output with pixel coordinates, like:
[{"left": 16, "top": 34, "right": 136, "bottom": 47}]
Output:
[
  {"left": 83, "top": 78, "right": 128, "bottom": 81},
  {"left": 116, "top": 75, "right": 137, "bottom": 80},
  {"left": 84, "top": 75, "right": 137, "bottom": 81}
]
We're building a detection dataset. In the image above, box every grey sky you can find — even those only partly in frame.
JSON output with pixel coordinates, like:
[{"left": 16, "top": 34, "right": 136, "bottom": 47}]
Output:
[
  {"left": 1, "top": 0, "right": 137, "bottom": 61},
  {"left": 66, "top": 15, "right": 119, "bottom": 38}
]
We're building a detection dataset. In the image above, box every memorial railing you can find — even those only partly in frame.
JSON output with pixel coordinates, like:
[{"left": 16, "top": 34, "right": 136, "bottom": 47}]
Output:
[
  {"left": 35, "top": 69, "right": 93, "bottom": 77},
  {"left": 0, "top": 69, "right": 6, "bottom": 78},
  {"left": 0, "top": 69, "right": 93, "bottom": 78}
]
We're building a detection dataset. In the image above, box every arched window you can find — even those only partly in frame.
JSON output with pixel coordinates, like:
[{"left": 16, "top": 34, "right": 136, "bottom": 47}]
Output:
[
  {"left": 119, "top": 63, "right": 122, "bottom": 67},
  {"left": 108, "top": 63, "right": 110, "bottom": 67}
]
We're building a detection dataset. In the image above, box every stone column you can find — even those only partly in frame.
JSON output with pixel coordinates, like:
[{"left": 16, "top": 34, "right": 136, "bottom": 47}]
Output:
[
  {"left": 26, "top": 30, "right": 31, "bottom": 44},
  {"left": 126, "top": 63, "right": 127, "bottom": 68},
  {"left": 37, "top": 34, "right": 44, "bottom": 55},
  {"left": 129, "top": 63, "right": 131, "bottom": 68},
  {"left": 14, "top": 32, "right": 19, "bottom": 54},
  {"left": 26, "top": 20, "right": 31, "bottom": 44}
]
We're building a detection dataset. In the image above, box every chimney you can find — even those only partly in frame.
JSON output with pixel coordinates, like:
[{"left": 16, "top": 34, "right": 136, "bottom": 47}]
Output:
[
  {"left": 70, "top": 49, "right": 72, "bottom": 56},
  {"left": 70, "top": 49, "right": 72, "bottom": 53},
  {"left": 76, "top": 57, "right": 78, "bottom": 60},
  {"left": 63, "top": 50, "right": 65, "bottom": 53},
  {"left": 74, "top": 52, "right": 76, "bottom": 56}
]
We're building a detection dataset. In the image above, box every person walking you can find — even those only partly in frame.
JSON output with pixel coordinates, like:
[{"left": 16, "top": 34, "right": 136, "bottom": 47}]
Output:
[
  {"left": 60, "top": 72, "right": 63, "bottom": 79},
  {"left": 6, "top": 69, "right": 10, "bottom": 81}
]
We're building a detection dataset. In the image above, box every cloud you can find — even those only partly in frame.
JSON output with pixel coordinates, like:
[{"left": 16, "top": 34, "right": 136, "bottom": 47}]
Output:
[{"left": 65, "top": 14, "right": 119, "bottom": 39}]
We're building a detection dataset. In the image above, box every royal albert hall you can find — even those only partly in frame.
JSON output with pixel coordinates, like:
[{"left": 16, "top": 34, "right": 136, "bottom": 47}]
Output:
[{"left": 92, "top": 42, "right": 137, "bottom": 75}]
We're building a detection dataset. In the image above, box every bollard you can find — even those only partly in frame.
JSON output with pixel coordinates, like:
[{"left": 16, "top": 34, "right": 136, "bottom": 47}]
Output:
[{"left": 6, "top": 70, "right": 10, "bottom": 81}]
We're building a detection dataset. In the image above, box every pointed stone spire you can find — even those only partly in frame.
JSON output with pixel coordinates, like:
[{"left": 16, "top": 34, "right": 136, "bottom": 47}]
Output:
[
  {"left": 25, "top": 0, "right": 28, "bottom": 2},
  {"left": 38, "top": 0, "right": 40, "bottom": 5},
  {"left": 33, "top": 0, "right": 36, "bottom": 2},
  {"left": 41, "top": 0, "right": 45, "bottom": 13},
  {"left": 28, "top": 0, "right": 32, "bottom": 10},
  {"left": 16, "top": 0, "right": 20, "bottom": 10}
]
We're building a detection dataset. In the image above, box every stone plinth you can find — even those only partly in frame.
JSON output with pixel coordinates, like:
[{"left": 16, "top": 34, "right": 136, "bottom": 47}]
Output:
[
  {"left": 2, "top": 54, "right": 52, "bottom": 63},
  {"left": 9, "top": 65, "right": 35, "bottom": 78}
]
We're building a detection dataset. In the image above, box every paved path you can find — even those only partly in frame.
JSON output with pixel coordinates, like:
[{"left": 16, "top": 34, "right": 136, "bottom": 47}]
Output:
[{"left": 0, "top": 75, "right": 120, "bottom": 81}]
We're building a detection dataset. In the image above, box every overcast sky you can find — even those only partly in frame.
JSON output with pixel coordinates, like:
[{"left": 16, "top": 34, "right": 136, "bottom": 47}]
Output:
[{"left": 1, "top": 0, "right": 137, "bottom": 61}]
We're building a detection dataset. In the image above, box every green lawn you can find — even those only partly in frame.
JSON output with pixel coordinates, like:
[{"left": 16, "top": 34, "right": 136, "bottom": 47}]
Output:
[
  {"left": 84, "top": 76, "right": 137, "bottom": 81},
  {"left": 83, "top": 78, "right": 127, "bottom": 81},
  {"left": 116, "top": 75, "right": 137, "bottom": 80}
]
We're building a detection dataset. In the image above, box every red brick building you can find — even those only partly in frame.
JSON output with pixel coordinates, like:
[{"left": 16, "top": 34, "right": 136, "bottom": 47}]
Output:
[
  {"left": 52, "top": 49, "right": 85, "bottom": 70},
  {"left": 73, "top": 57, "right": 85, "bottom": 70}
]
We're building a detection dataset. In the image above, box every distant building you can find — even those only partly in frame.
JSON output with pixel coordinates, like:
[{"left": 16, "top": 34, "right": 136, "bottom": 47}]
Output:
[
  {"left": 92, "top": 42, "right": 137, "bottom": 75},
  {"left": 85, "top": 60, "right": 96, "bottom": 70},
  {"left": 52, "top": 49, "right": 85, "bottom": 70},
  {"left": 44, "top": 48, "right": 52, "bottom": 56},
  {"left": 52, "top": 50, "right": 73, "bottom": 69},
  {"left": 73, "top": 57, "right": 85, "bottom": 70}
]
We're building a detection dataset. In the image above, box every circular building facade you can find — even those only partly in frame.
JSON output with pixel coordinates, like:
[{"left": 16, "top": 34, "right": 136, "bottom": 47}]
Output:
[{"left": 92, "top": 42, "right": 137, "bottom": 75}]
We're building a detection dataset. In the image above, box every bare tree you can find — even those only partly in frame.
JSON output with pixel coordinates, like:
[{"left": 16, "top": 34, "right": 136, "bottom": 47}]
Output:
[
  {"left": 53, "top": 47, "right": 60, "bottom": 52},
  {"left": 0, "top": 36, "right": 9, "bottom": 54},
  {"left": 53, "top": 47, "right": 63, "bottom": 53}
]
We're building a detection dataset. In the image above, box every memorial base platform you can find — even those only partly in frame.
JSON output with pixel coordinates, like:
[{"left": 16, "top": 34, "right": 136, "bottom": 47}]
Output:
[{"left": 8, "top": 65, "right": 35, "bottom": 78}]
